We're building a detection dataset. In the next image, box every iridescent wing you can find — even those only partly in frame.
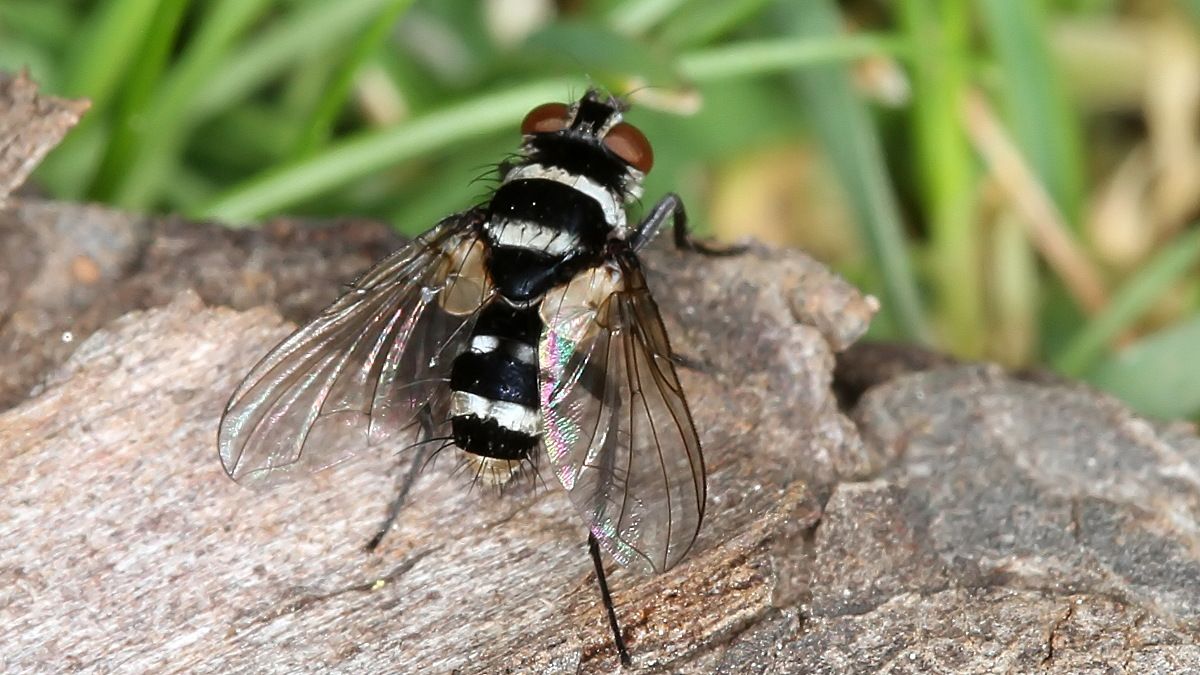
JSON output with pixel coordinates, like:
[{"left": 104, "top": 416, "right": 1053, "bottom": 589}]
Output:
[
  {"left": 538, "top": 251, "right": 705, "bottom": 573},
  {"left": 218, "top": 209, "right": 491, "bottom": 487}
]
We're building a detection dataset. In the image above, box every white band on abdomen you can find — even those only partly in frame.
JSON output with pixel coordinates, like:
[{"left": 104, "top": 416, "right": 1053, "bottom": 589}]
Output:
[
  {"left": 449, "top": 391, "right": 541, "bottom": 435},
  {"left": 469, "top": 335, "right": 536, "bottom": 365},
  {"left": 469, "top": 335, "right": 501, "bottom": 354}
]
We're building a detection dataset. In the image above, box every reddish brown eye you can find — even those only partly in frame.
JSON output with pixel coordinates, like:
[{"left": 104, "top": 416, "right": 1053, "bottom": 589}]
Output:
[
  {"left": 521, "top": 102, "right": 570, "bottom": 135},
  {"left": 603, "top": 122, "right": 654, "bottom": 173}
]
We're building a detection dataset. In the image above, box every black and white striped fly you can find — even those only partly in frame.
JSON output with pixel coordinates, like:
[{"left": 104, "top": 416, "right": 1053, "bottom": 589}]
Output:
[{"left": 218, "top": 89, "right": 728, "bottom": 665}]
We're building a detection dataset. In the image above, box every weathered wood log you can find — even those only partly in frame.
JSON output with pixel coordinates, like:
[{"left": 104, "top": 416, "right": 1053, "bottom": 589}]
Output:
[
  {"left": 3, "top": 73, "right": 1199, "bottom": 673},
  {"left": 1, "top": 198, "right": 875, "bottom": 672}
]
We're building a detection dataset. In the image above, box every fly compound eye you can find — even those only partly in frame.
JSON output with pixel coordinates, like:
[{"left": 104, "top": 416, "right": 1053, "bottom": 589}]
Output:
[
  {"left": 521, "top": 102, "right": 571, "bottom": 135},
  {"left": 602, "top": 122, "right": 654, "bottom": 173}
]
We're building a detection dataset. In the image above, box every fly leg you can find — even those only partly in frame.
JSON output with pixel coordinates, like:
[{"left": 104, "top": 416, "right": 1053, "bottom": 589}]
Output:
[
  {"left": 669, "top": 351, "right": 710, "bottom": 373},
  {"left": 365, "top": 406, "right": 438, "bottom": 552},
  {"left": 589, "top": 533, "right": 632, "bottom": 666},
  {"left": 629, "top": 192, "right": 746, "bottom": 256},
  {"left": 628, "top": 193, "right": 739, "bottom": 375}
]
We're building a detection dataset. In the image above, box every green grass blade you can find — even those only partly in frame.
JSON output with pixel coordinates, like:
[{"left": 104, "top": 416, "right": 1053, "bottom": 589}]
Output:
[
  {"left": 87, "top": 0, "right": 192, "bottom": 201},
  {"left": 977, "top": 0, "right": 1086, "bottom": 226},
  {"left": 658, "top": 0, "right": 773, "bottom": 48},
  {"left": 774, "top": 0, "right": 933, "bottom": 344},
  {"left": 288, "top": 0, "right": 417, "bottom": 158},
  {"left": 278, "top": 52, "right": 338, "bottom": 121},
  {"left": 1087, "top": 314, "right": 1200, "bottom": 420},
  {"left": 200, "top": 30, "right": 907, "bottom": 224},
  {"left": 987, "top": 212, "right": 1039, "bottom": 366},
  {"left": 901, "top": 0, "right": 982, "bottom": 356},
  {"left": 34, "top": 0, "right": 163, "bottom": 197},
  {"left": 0, "top": 1, "right": 75, "bottom": 49},
  {"left": 60, "top": 0, "right": 162, "bottom": 106},
  {"left": 678, "top": 33, "right": 907, "bottom": 81},
  {"left": 194, "top": 0, "right": 401, "bottom": 119},
  {"left": 102, "top": 0, "right": 275, "bottom": 209},
  {"left": 1054, "top": 227, "right": 1200, "bottom": 376},
  {"left": 607, "top": 0, "right": 689, "bottom": 35},
  {"left": 520, "top": 21, "right": 681, "bottom": 88},
  {"left": 198, "top": 78, "right": 580, "bottom": 223}
]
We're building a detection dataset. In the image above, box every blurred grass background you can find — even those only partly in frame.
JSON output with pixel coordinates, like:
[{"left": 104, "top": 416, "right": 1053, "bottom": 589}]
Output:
[{"left": 2, "top": 0, "right": 1199, "bottom": 420}]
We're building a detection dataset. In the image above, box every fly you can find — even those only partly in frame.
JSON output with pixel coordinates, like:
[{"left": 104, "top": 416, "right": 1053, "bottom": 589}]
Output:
[{"left": 218, "top": 89, "right": 733, "bottom": 666}]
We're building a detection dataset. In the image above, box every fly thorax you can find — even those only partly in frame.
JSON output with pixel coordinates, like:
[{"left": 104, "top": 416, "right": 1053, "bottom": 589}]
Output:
[{"left": 503, "top": 163, "right": 628, "bottom": 234}]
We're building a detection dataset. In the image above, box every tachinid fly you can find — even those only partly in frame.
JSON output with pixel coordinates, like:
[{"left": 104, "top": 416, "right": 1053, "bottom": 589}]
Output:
[{"left": 218, "top": 89, "right": 729, "bottom": 666}]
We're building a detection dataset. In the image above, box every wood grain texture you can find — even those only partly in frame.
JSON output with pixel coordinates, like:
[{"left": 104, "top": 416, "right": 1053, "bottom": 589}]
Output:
[{"left": 0, "top": 205, "right": 871, "bottom": 673}]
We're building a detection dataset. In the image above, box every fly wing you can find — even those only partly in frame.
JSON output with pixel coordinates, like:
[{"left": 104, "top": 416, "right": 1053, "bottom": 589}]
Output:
[
  {"left": 218, "top": 210, "right": 490, "bottom": 487},
  {"left": 539, "top": 252, "right": 705, "bottom": 574}
]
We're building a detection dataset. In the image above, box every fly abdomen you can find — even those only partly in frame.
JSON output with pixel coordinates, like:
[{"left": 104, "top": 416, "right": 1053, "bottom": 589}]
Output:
[{"left": 448, "top": 301, "right": 542, "bottom": 471}]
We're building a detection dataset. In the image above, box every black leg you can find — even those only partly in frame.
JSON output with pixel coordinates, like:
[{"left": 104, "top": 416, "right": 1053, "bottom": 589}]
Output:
[
  {"left": 670, "top": 351, "right": 709, "bottom": 373},
  {"left": 589, "top": 533, "right": 631, "bottom": 666},
  {"left": 630, "top": 192, "right": 746, "bottom": 256},
  {"left": 365, "top": 407, "right": 437, "bottom": 552}
]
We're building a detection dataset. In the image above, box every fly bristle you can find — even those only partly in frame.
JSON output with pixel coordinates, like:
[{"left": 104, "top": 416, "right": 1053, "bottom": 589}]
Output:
[{"left": 460, "top": 452, "right": 524, "bottom": 490}]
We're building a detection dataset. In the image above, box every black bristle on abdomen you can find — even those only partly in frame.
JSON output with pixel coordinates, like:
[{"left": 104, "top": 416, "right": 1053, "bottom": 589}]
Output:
[{"left": 450, "top": 416, "right": 538, "bottom": 461}]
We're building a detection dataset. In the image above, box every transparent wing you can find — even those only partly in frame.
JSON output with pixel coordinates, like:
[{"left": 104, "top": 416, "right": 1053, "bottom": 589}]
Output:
[
  {"left": 218, "top": 210, "right": 490, "bottom": 487},
  {"left": 539, "top": 252, "right": 705, "bottom": 573}
]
